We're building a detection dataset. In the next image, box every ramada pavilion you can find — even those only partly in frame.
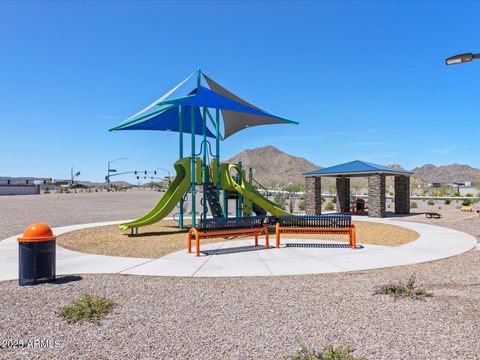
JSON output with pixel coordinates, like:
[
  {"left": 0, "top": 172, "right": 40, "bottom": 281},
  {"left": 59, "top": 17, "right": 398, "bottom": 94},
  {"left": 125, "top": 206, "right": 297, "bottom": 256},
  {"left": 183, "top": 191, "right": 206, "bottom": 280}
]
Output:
[{"left": 303, "top": 160, "right": 412, "bottom": 218}]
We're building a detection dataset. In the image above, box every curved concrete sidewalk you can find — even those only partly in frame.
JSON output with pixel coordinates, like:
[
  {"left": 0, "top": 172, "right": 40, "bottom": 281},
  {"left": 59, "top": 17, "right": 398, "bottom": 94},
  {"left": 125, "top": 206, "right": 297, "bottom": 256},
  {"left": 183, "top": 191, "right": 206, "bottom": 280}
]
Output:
[{"left": 0, "top": 217, "right": 476, "bottom": 280}]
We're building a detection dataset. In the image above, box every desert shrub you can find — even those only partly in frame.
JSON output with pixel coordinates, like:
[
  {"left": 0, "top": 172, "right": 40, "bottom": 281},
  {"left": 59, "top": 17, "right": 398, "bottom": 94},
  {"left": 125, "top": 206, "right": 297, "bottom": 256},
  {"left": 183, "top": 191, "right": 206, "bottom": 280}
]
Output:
[
  {"left": 60, "top": 294, "right": 115, "bottom": 324},
  {"left": 427, "top": 199, "right": 434, "bottom": 206},
  {"left": 462, "top": 199, "right": 472, "bottom": 206},
  {"left": 373, "top": 275, "right": 431, "bottom": 301},
  {"left": 410, "top": 201, "right": 418, "bottom": 208},
  {"left": 453, "top": 191, "right": 460, "bottom": 197},
  {"left": 274, "top": 192, "right": 287, "bottom": 208},
  {"left": 298, "top": 195, "right": 306, "bottom": 211},
  {"left": 44, "top": 186, "right": 50, "bottom": 194},
  {"left": 444, "top": 199, "right": 451, "bottom": 205},
  {"left": 465, "top": 193, "right": 473, "bottom": 197},
  {"left": 324, "top": 201, "right": 335, "bottom": 211},
  {"left": 290, "top": 344, "right": 364, "bottom": 360}
]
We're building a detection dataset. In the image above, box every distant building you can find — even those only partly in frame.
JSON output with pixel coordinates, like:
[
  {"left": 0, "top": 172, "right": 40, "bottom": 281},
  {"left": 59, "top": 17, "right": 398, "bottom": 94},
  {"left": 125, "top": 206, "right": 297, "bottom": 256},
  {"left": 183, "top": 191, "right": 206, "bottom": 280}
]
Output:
[{"left": 0, "top": 177, "right": 52, "bottom": 195}]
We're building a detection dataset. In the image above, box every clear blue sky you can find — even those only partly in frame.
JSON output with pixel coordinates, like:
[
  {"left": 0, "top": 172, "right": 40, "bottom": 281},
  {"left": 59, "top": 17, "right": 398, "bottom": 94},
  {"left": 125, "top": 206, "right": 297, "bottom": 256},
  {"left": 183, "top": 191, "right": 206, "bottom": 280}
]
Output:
[{"left": 1, "top": 1, "right": 479, "bottom": 182}]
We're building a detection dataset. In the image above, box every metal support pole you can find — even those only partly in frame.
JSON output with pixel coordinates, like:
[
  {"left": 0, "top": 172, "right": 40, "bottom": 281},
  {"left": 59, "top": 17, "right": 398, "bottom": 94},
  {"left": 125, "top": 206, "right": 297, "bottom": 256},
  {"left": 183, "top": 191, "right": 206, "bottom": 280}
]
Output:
[
  {"left": 238, "top": 161, "right": 243, "bottom": 217},
  {"left": 215, "top": 108, "right": 221, "bottom": 199},
  {"left": 235, "top": 172, "right": 239, "bottom": 218},
  {"left": 179, "top": 105, "right": 184, "bottom": 230},
  {"left": 248, "top": 167, "right": 253, "bottom": 216},
  {"left": 191, "top": 106, "right": 196, "bottom": 228},
  {"left": 223, "top": 189, "right": 229, "bottom": 218},
  {"left": 202, "top": 107, "right": 207, "bottom": 220}
]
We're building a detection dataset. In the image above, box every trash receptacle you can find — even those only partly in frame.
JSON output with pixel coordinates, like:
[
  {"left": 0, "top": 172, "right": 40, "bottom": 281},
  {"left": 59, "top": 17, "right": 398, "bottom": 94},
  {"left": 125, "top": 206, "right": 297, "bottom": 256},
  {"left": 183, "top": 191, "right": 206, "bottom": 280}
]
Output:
[{"left": 17, "top": 224, "right": 56, "bottom": 286}]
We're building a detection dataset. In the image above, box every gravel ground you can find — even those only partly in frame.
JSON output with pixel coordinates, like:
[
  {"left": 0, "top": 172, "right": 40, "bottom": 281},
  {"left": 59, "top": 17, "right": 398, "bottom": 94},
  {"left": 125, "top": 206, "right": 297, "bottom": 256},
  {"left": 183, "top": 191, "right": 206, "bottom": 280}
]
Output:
[
  {"left": 1, "top": 194, "right": 480, "bottom": 359},
  {"left": 0, "top": 190, "right": 160, "bottom": 240},
  {"left": 0, "top": 249, "right": 479, "bottom": 360},
  {"left": 393, "top": 201, "right": 480, "bottom": 243}
]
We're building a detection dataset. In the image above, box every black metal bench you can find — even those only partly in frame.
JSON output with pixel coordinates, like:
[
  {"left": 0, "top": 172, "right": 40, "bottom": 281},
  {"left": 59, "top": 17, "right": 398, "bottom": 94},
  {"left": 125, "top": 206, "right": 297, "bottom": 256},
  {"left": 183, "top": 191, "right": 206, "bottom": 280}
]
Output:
[
  {"left": 188, "top": 216, "right": 269, "bottom": 256},
  {"left": 275, "top": 215, "right": 356, "bottom": 249}
]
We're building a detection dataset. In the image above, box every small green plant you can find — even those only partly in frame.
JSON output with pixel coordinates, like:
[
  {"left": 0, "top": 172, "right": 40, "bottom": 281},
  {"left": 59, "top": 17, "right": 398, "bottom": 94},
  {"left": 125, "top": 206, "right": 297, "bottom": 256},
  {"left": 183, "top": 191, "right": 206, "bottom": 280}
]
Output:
[
  {"left": 298, "top": 195, "right": 306, "bottom": 211},
  {"left": 410, "top": 201, "right": 418, "bottom": 208},
  {"left": 427, "top": 199, "right": 434, "bottom": 206},
  {"left": 444, "top": 199, "right": 451, "bottom": 205},
  {"left": 373, "top": 275, "right": 432, "bottom": 301},
  {"left": 60, "top": 294, "right": 115, "bottom": 324},
  {"left": 290, "top": 344, "right": 364, "bottom": 360},
  {"left": 465, "top": 193, "right": 473, "bottom": 197},
  {"left": 324, "top": 201, "right": 335, "bottom": 211},
  {"left": 462, "top": 199, "right": 472, "bottom": 206},
  {"left": 44, "top": 186, "right": 50, "bottom": 194},
  {"left": 274, "top": 192, "right": 287, "bottom": 209}
]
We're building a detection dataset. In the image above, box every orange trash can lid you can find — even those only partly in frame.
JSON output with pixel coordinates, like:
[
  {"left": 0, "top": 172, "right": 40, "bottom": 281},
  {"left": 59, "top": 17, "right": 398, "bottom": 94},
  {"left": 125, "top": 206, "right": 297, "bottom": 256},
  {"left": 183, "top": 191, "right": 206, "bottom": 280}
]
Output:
[{"left": 17, "top": 224, "right": 56, "bottom": 242}]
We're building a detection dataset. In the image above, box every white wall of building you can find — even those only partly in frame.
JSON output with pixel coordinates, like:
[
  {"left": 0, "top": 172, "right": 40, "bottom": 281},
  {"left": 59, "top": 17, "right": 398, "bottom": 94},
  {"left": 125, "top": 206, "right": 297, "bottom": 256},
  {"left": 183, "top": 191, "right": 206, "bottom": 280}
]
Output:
[{"left": 0, "top": 185, "right": 40, "bottom": 195}]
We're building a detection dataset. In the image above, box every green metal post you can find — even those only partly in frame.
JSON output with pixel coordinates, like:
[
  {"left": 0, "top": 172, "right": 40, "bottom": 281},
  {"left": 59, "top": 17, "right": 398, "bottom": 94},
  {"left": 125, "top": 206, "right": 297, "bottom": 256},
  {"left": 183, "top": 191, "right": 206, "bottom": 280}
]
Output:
[
  {"left": 191, "top": 106, "right": 196, "bottom": 228},
  {"left": 215, "top": 108, "right": 221, "bottom": 199},
  {"left": 179, "top": 105, "right": 184, "bottom": 230},
  {"left": 202, "top": 107, "right": 207, "bottom": 220},
  {"left": 223, "top": 190, "right": 229, "bottom": 218},
  {"left": 248, "top": 167, "right": 253, "bottom": 216},
  {"left": 237, "top": 161, "right": 243, "bottom": 217}
]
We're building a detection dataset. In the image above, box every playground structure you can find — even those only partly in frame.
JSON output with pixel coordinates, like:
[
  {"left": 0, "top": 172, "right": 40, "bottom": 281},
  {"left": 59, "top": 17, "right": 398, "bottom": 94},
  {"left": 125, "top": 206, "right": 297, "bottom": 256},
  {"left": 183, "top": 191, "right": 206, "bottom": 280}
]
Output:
[{"left": 110, "top": 69, "right": 297, "bottom": 232}]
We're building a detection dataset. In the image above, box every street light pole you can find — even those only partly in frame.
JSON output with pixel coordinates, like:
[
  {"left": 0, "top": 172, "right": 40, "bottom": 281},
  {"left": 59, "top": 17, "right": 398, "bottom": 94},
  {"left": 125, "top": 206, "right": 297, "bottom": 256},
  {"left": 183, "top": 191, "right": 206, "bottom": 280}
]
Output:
[
  {"left": 445, "top": 52, "right": 480, "bottom": 65},
  {"left": 107, "top": 157, "right": 129, "bottom": 186},
  {"left": 156, "top": 168, "right": 171, "bottom": 185},
  {"left": 70, "top": 166, "right": 81, "bottom": 188}
]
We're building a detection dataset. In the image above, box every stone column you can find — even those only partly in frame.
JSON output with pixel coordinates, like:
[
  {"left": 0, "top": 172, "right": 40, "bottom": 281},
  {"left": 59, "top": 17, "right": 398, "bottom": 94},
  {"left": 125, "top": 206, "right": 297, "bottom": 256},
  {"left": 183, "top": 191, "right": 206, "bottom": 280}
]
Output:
[
  {"left": 336, "top": 177, "right": 350, "bottom": 212},
  {"left": 368, "top": 174, "right": 386, "bottom": 217},
  {"left": 305, "top": 176, "right": 321, "bottom": 215},
  {"left": 394, "top": 175, "right": 410, "bottom": 214}
]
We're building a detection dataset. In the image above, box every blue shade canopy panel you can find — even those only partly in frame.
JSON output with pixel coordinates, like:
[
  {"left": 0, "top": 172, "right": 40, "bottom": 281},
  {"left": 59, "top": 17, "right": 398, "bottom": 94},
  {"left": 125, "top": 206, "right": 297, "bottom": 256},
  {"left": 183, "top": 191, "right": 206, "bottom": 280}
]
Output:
[{"left": 110, "top": 105, "right": 215, "bottom": 138}]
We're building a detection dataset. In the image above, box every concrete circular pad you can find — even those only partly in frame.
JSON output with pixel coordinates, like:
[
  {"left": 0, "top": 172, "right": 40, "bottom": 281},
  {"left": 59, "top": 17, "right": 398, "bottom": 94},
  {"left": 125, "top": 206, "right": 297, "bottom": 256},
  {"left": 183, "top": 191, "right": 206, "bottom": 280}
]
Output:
[{"left": 0, "top": 217, "right": 476, "bottom": 280}]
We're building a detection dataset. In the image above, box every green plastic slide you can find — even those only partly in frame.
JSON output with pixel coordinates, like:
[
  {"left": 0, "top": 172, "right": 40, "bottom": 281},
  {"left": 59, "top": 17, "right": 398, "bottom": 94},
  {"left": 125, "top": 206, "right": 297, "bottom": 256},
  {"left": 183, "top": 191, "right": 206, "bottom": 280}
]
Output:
[
  {"left": 220, "top": 163, "right": 291, "bottom": 217},
  {"left": 119, "top": 157, "right": 193, "bottom": 230}
]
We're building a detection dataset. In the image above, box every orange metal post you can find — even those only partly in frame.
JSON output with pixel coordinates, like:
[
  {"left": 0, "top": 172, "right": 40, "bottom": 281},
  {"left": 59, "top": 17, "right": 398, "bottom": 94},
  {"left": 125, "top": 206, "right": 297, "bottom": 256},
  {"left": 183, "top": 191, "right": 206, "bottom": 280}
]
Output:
[
  {"left": 350, "top": 225, "right": 356, "bottom": 249},
  {"left": 187, "top": 230, "right": 192, "bottom": 253},
  {"left": 275, "top": 223, "right": 280, "bottom": 248},
  {"left": 188, "top": 228, "right": 199, "bottom": 254},
  {"left": 255, "top": 234, "right": 258, "bottom": 247},
  {"left": 264, "top": 227, "right": 269, "bottom": 248}
]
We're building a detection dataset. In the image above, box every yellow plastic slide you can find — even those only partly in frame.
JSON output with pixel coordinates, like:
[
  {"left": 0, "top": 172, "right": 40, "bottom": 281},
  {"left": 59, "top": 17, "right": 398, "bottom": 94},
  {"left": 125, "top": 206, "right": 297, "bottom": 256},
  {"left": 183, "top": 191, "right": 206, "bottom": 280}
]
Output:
[{"left": 119, "top": 157, "right": 194, "bottom": 230}]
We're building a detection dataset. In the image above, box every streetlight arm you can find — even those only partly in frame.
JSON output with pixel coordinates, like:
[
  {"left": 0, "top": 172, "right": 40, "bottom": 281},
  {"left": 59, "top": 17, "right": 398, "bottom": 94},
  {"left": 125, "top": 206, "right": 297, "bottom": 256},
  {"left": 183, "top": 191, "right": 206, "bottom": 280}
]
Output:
[{"left": 445, "top": 52, "right": 480, "bottom": 65}]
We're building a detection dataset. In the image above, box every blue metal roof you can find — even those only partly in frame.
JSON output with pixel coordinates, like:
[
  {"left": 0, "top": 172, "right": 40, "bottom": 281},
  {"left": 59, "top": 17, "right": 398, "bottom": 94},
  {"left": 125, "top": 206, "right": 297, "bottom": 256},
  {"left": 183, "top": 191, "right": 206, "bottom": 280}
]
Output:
[{"left": 304, "top": 160, "right": 412, "bottom": 176}]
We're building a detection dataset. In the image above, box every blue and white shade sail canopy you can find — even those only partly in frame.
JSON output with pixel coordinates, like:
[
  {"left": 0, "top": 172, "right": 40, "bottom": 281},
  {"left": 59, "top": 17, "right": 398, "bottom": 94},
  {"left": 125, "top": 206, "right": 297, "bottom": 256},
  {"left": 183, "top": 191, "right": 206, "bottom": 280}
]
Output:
[
  {"left": 304, "top": 160, "right": 412, "bottom": 177},
  {"left": 109, "top": 71, "right": 298, "bottom": 139},
  {"left": 109, "top": 104, "right": 215, "bottom": 138}
]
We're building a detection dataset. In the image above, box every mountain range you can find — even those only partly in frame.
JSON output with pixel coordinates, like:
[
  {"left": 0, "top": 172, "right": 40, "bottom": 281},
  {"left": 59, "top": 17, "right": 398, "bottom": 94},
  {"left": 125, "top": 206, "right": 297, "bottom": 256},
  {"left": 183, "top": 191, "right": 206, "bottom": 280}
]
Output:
[
  {"left": 411, "top": 164, "right": 480, "bottom": 183},
  {"left": 226, "top": 145, "right": 320, "bottom": 185},
  {"left": 227, "top": 146, "right": 480, "bottom": 185}
]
